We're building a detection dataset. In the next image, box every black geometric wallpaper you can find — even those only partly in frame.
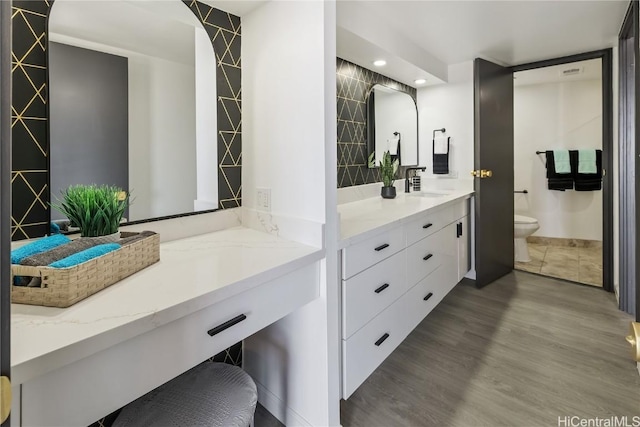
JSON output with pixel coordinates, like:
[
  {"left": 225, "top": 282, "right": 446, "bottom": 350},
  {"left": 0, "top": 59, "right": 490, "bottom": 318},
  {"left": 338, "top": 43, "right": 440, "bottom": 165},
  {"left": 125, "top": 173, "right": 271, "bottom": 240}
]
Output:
[
  {"left": 337, "top": 58, "right": 416, "bottom": 188},
  {"left": 10, "top": 0, "right": 242, "bottom": 240}
]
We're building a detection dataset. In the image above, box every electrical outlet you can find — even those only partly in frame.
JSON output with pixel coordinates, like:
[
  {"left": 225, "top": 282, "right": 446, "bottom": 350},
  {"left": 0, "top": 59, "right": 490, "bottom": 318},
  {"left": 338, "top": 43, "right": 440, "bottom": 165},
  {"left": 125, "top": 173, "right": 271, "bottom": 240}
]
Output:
[{"left": 256, "top": 188, "right": 271, "bottom": 212}]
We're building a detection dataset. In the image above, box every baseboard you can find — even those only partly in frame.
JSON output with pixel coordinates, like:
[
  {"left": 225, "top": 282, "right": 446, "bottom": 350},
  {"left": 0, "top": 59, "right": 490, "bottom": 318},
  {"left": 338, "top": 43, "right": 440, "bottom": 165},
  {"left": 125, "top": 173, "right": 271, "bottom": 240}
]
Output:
[{"left": 255, "top": 380, "right": 312, "bottom": 427}]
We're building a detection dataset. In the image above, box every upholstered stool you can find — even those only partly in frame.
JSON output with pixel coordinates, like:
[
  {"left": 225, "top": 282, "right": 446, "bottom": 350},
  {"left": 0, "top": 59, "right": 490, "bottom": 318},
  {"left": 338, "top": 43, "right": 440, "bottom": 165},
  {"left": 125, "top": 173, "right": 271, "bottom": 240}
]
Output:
[{"left": 113, "top": 362, "right": 258, "bottom": 427}]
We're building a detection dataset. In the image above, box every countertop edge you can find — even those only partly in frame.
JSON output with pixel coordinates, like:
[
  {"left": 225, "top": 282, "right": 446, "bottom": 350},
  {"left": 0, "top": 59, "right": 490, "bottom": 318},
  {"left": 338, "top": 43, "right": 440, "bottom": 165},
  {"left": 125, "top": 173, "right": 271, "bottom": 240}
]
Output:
[{"left": 338, "top": 191, "right": 474, "bottom": 249}]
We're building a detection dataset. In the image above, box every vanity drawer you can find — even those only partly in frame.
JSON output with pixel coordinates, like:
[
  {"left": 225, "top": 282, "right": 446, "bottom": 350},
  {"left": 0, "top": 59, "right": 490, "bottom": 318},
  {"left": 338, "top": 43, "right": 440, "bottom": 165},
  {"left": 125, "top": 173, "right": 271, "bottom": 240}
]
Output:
[
  {"left": 342, "top": 250, "right": 407, "bottom": 339},
  {"left": 405, "top": 205, "right": 455, "bottom": 246},
  {"left": 406, "top": 225, "right": 456, "bottom": 286},
  {"left": 404, "top": 263, "right": 457, "bottom": 332},
  {"left": 342, "top": 294, "right": 411, "bottom": 398},
  {"left": 342, "top": 226, "right": 405, "bottom": 279}
]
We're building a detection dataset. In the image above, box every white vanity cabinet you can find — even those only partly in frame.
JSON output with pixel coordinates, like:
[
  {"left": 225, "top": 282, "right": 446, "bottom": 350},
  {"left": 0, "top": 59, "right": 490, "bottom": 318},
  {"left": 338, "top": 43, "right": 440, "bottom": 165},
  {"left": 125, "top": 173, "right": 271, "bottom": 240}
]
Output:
[{"left": 340, "top": 197, "right": 471, "bottom": 398}]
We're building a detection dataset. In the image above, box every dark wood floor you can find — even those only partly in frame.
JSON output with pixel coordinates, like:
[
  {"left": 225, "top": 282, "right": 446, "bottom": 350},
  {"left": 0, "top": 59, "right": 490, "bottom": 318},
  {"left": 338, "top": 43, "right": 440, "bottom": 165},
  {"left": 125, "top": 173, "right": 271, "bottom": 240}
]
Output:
[{"left": 340, "top": 271, "right": 640, "bottom": 427}]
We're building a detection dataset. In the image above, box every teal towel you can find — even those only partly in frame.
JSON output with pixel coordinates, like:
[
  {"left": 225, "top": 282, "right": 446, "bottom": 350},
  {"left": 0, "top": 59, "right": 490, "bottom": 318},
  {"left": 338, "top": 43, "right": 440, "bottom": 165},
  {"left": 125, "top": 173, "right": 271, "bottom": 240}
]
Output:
[
  {"left": 49, "top": 243, "right": 121, "bottom": 268},
  {"left": 11, "top": 234, "right": 71, "bottom": 264},
  {"left": 578, "top": 149, "right": 597, "bottom": 174},
  {"left": 553, "top": 150, "right": 571, "bottom": 174}
]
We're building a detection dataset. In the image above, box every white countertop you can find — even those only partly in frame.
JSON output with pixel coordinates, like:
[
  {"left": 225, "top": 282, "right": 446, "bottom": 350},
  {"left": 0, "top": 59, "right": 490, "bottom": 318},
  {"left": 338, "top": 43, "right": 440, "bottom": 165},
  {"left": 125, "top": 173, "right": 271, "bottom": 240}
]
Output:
[
  {"left": 11, "top": 226, "right": 324, "bottom": 385},
  {"left": 338, "top": 189, "right": 474, "bottom": 249}
]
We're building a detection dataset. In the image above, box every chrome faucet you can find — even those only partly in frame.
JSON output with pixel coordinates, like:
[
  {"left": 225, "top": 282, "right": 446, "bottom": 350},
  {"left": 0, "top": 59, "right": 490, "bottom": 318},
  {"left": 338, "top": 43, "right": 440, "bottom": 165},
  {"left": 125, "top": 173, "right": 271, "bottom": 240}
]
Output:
[{"left": 405, "top": 167, "right": 426, "bottom": 193}]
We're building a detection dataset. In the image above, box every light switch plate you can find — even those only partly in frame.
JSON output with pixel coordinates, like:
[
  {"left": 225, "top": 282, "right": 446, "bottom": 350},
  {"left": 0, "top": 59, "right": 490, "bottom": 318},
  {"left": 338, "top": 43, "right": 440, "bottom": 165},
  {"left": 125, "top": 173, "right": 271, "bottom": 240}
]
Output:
[{"left": 256, "top": 188, "right": 271, "bottom": 212}]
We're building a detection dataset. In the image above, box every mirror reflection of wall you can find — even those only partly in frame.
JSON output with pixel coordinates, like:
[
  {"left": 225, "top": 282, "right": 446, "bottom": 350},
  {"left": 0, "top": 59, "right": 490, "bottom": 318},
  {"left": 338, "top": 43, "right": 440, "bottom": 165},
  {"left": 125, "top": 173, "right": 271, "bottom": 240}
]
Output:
[
  {"left": 367, "top": 84, "right": 418, "bottom": 168},
  {"left": 48, "top": 0, "right": 217, "bottom": 222}
]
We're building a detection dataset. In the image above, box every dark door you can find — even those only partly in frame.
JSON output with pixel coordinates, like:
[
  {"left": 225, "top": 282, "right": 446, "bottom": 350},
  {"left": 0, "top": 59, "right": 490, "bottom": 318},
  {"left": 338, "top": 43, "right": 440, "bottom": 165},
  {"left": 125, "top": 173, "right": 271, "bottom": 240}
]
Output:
[
  {"left": 1, "top": 0, "right": 11, "bottom": 424},
  {"left": 473, "top": 58, "right": 514, "bottom": 288}
]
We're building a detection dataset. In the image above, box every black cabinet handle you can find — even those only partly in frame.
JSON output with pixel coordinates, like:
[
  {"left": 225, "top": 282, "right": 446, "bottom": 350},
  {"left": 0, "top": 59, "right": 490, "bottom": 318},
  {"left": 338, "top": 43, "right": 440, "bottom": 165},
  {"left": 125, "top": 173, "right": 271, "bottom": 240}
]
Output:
[
  {"left": 457, "top": 222, "right": 463, "bottom": 238},
  {"left": 374, "top": 243, "right": 390, "bottom": 252},
  {"left": 422, "top": 223, "right": 433, "bottom": 229},
  {"left": 423, "top": 253, "right": 433, "bottom": 261},
  {"left": 375, "top": 333, "right": 390, "bottom": 346},
  {"left": 423, "top": 292, "right": 433, "bottom": 301},
  {"left": 374, "top": 283, "right": 390, "bottom": 294},
  {"left": 207, "top": 314, "right": 247, "bottom": 337}
]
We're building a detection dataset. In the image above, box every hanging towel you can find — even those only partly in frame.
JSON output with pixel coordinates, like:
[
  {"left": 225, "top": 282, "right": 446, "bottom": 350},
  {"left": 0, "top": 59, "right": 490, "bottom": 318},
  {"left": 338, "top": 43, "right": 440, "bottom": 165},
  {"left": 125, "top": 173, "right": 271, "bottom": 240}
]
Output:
[
  {"left": 49, "top": 243, "right": 121, "bottom": 268},
  {"left": 387, "top": 137, "right": 400, "bottom": 155},
  {"left": 433, "top": 137, "right": 450, "bottom": 174},
  {"left": 553, "top": 149, "right": 571, "bottom": 174},
  {"left": 572, "top": 149, "right": 602, "bottom": 191},
  {"left": 11, "top": 234, "right": 71, "bottom": 264},
  {"left": 433, "top": 136, "right": 449, "bottom": 155},
  {"left": 578, "top": 149, "right": 597, "bottom": 174},
  {"left": 545, "top": 151, "right": 573, "bottom": 191}
]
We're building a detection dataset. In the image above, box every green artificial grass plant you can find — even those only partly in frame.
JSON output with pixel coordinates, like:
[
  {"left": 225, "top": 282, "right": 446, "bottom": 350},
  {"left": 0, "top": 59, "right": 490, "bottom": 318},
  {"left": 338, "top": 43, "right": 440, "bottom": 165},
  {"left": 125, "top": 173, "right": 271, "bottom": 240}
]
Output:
[{"left": 52, "top": 184, "right": 129, "bottom": 237}]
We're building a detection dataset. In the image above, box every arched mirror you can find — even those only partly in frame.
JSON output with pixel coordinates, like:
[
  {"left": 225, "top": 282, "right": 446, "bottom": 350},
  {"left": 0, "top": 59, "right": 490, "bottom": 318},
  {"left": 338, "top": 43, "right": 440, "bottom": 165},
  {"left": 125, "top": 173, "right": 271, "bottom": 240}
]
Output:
[
  {"left": 366, "top": 84, "right": 418, "bottom": 168},
  {"left": 48, "top": 0, "right": 218, "bottom": 223}
]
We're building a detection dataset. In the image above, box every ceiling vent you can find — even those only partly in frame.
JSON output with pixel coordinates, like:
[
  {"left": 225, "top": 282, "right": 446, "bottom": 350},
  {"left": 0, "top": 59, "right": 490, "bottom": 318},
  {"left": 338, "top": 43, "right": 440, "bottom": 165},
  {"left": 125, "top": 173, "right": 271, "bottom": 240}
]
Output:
[{"left": 560, "top": 66, "right": 583, "bottom": 77}]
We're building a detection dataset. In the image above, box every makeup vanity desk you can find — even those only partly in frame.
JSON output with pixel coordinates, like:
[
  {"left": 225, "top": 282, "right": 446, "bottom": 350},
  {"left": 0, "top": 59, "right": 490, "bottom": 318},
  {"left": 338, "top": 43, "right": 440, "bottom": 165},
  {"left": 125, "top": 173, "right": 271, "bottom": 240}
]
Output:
[{"left": 10, "top": 226, "right": 324, "bottom": 426}]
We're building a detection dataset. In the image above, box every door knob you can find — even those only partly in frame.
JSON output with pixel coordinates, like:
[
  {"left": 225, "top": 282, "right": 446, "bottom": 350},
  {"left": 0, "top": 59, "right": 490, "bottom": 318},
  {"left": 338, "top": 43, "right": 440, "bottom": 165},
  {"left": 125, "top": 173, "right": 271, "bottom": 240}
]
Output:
[{"left": 471, "top": 169, "right": 493, "bottom": 178}]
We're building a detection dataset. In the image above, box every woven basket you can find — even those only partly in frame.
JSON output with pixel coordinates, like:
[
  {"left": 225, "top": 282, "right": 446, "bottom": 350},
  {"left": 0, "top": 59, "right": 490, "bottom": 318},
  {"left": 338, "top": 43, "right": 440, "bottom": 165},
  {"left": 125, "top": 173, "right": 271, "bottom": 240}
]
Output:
[{"left": 11, "top": 232, "right": 160, "bottom": 308}]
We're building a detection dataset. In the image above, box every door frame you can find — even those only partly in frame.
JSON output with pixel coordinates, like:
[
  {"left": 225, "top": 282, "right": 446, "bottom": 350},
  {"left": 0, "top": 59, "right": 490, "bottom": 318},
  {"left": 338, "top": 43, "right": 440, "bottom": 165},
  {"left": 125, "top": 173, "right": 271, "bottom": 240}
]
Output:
[
  {"left": 1, "top": 0, "right": 11, "bottom": 424},
  {"left": 618, "top": 0, "right": 639, "bottom": 318},
  {"left": 511, "top": 49, "right": 614, "bottom": 293}
]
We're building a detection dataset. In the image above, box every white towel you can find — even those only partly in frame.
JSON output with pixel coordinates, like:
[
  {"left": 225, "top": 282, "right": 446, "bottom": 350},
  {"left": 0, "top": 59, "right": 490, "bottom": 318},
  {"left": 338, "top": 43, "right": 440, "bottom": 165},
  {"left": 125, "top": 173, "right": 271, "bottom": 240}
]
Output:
[
  {"left": 433, "top": 136, "right": 449, "bottom": 154},
  {"left": 387, "top": 137, "right": 400, "bottom": 155}
]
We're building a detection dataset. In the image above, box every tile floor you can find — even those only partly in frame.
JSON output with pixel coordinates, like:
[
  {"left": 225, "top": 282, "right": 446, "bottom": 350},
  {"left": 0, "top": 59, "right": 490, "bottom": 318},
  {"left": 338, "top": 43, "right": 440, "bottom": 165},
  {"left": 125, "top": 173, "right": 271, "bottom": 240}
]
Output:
[{"left": 514, "top": 243, "right": 602, "bottom": 287}]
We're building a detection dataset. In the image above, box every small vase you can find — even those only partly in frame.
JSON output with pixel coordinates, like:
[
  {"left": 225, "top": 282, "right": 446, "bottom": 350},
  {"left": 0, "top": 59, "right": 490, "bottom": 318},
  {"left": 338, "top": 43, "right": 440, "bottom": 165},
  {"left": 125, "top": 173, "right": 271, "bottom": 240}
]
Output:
[
  {"left": 79, "top": 231, "right": 121, "bottom": 244},
  {"left": 381, "top": 186, "right": 396, "bottom": 199}
]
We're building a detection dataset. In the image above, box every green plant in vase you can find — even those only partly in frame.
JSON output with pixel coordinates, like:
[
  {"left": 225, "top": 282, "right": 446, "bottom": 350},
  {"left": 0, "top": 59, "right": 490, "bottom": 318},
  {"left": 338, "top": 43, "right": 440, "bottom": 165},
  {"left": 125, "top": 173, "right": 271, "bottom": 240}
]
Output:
[
  {"left": 52, "top": 184, "right": 130, "bottom": 239},
  {"left": 379, "top": 150, "right": 399, "bottom": 199}
]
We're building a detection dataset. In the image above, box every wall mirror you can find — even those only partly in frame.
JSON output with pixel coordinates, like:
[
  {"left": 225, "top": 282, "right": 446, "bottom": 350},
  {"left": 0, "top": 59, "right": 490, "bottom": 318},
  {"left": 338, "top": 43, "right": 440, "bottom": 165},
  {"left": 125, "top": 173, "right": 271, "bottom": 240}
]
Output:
[
  {"left": 366, "top": 84, "right": 418, "bottom": 168},
  {"left": 11, "top": 0, "right": 242, "bottom": 240},
  {"left": 47, "top": 0, "right": 218, "bottom": 224}
]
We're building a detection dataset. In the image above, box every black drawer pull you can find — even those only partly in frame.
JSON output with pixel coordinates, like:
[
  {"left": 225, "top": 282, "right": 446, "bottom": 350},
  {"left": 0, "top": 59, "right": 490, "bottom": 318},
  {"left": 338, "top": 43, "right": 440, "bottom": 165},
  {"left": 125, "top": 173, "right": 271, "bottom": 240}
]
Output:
[
  {"left": 422, "top": 223, "right": 433, "bottom": 229},
  {"left": 207, "top": 314, "right": 247, "bottom": 337},
  {"left": 423, "top": 292, "right": 433, "bottom": 301},
  {"left": 457, "top": 222, "right": 463, "bottom": 238},
  {"left": 423, "top": 253, "right": 433, "bottom": 261},
  {"left": 374, "top": 283, "right": 390, "bottom": 294},
  {"left": 374, "top": 243, "right": 390, "bottom": 252},
  {"left": 375, "top": 333, "right": 390, "bottom": 346}
]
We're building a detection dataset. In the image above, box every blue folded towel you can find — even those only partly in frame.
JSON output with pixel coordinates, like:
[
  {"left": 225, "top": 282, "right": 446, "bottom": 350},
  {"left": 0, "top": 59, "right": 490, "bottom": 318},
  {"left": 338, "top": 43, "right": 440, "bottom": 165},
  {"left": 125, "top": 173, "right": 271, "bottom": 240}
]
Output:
[
  {"left": 578, "top": 149, "right": 597, "bottom": 174},
  {"left": 11, "top": 234, "right": 71, "bottom": 264},
  {"left": 49, "top": 243, "right": 121, "bottom": 268},
  {"left": 553, "top": 150, "right": 571, "bottom": 174}
]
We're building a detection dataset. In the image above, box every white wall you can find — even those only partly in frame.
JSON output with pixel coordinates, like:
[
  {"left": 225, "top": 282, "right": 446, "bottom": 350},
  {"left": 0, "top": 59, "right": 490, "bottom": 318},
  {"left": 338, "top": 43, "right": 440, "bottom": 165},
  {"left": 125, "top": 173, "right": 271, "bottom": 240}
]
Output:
[
  {"left": 514, "top": 79, "right": 603, "bottom": 241},
  {"left": 417, "top": 61, "right": 474, "bottom": 184},
  {"left": 134, "top": 55, "right": 196, "bottom": 220},
  {"left": 242, "top": 1, "right": 339, "bottom": 426},
  {"left": 194, "top": 26, "right": 218, "bottom": 211}
]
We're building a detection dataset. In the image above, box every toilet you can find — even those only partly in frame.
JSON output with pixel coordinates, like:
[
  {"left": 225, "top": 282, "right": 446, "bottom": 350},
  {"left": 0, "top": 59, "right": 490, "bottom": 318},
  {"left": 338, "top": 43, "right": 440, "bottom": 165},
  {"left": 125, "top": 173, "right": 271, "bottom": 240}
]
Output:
[{"left": 514, "top": 215, "right": 540, "bottom": 262}]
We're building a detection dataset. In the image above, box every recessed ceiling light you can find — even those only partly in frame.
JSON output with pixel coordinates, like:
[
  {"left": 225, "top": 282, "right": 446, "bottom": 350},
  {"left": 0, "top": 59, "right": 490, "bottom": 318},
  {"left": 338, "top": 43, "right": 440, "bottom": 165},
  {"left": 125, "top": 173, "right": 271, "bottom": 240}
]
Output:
[
  {"left": 414, "top": 78, "right": 427, "bottom": 85},
  {"left": 373, "top": 60, "right": 386, "bottom": 67}
]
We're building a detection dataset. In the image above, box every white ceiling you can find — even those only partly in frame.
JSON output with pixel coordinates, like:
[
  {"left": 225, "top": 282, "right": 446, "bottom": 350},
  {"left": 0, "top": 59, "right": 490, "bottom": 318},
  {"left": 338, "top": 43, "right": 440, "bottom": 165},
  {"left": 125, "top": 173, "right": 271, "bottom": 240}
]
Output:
[
  {"left": 337, "top": 0, "right": 628, "bottom": 86},
  {"left": 514, "top": 58, "right": 602, "bottom": 87}
]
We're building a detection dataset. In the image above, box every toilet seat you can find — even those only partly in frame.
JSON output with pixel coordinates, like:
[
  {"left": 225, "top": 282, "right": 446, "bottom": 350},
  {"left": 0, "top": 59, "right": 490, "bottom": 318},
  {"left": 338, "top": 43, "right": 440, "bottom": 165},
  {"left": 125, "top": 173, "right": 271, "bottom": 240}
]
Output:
[{"left": 514, "top": 215, "right": 537, "bottom": 225}]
